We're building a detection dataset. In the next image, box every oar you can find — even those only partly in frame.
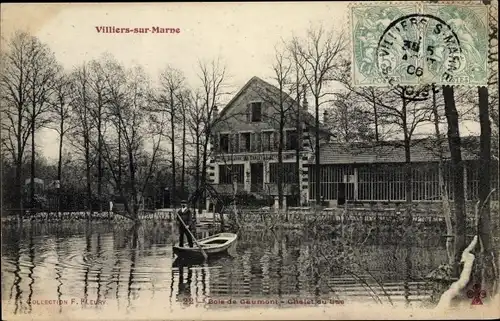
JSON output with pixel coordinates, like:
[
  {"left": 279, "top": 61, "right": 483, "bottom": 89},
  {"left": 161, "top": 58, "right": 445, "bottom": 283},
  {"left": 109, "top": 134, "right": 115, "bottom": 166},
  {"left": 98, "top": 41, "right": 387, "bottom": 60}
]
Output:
[{"left": 176, "top": 211, "right": 208, "bottom": 260}]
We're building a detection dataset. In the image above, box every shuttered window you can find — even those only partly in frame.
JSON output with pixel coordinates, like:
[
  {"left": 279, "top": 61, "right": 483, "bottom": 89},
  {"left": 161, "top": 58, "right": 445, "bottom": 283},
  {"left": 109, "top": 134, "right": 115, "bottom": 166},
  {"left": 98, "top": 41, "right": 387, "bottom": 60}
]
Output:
[
  {"left": 240, "top": 133, "right": 251, "bottom": 152},
  {"left": 219, "top": 134, "right": 229, "bottom": 153},
  {"left": 219, "top": 164, "right": 245, "bottom": 184},
  {"left": 251, "top": 102, "right": 262, "bottom": 122},
  {"left": 262, "top": 131, "right": 273, "bottom": 151}
]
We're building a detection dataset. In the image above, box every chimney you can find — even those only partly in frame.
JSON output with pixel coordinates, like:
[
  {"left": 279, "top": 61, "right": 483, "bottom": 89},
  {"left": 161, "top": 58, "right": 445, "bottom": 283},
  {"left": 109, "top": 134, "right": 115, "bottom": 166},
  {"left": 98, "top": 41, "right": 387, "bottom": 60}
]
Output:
[
  {"left": 213, "top": 105, "right": 219, "bottom": 119},
  {"left": 302, "top": 84, "right": 308, "bottom": 111},
  {"left": 323, "top": 110, "right": 329, "bottom": 124}
]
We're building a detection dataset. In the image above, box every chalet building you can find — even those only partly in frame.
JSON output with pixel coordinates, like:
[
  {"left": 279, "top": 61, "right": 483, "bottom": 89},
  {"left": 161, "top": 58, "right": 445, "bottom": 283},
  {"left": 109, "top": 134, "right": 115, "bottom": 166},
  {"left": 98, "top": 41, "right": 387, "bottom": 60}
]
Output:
[
  {"left": 309, "top": 140, "right": 498, "bottom": 206},
  {"left": 207, "top": 76, "right": 498, "bottom": 208},
  {"left": 207, "top": 76, "right": 331, "bottom": 207}
]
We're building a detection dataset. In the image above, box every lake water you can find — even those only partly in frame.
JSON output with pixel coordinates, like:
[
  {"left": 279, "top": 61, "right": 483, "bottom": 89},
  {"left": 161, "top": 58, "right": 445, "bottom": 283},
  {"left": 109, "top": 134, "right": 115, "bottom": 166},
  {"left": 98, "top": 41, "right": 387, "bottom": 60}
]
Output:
[{"left": 1, "top": 221, "right": 448, "bottom": 318}]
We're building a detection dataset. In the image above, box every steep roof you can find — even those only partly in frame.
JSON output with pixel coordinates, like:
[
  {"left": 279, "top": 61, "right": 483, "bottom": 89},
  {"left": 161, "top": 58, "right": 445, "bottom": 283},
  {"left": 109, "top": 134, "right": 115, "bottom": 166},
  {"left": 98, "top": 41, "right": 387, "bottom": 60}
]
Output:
[
  {"left": 310, "top": 136, "right": 483, "bottom": 164},
  {"left": 216, "top": 76, "right": 331, "bottom": 134}
]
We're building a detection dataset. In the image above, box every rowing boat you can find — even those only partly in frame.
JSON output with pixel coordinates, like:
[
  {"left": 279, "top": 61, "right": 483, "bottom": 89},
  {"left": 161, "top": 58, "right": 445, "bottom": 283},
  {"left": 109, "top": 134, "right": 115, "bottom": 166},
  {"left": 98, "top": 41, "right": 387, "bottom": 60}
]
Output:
[{"left": 173, "top": 232, "right": 237, "bottom": 258}]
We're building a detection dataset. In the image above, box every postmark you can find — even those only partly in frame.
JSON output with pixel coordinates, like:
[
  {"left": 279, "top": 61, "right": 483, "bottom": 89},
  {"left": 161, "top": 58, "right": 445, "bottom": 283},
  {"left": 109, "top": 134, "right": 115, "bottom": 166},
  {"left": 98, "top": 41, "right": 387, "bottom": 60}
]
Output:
[
  {"left": 351, "top": 3, "right": 489, "bottom": 87},
  {"left": 376, "top": 13, "right": 463, "bottom": 87}
]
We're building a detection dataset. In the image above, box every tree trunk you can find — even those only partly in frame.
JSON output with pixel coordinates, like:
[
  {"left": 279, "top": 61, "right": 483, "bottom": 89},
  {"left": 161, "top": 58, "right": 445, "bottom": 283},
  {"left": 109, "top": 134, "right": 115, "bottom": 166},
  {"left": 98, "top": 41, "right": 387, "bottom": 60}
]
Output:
[
  {"left": 16, "top": 111, "right": 23, "bottom": 223},
  {"left": 82, "top": 73, "right": 92, "bottom": 220},
  {"left": 404, "top": 140, "right": 412, "bottom": 205},
  {"left": 278, "top": 89, "right": 285, "bottom": 210},
  {"left": 195, "top": 126, "right": 201, "bottom": 212},
  {"left": 97, "top": 94, "right": 103, "bottom": 215},
  {"left": 372, "top": 89, "right": 379, "bottom": 142},
  {"left": 30, "top": 111, "right": 35, "bottom": 210},
  {"left": 442, "top": 85, "right": 466, "bottom": 278},
  {"left": 195, "top": 129, "right": 200, "bottom": 189},
  {"left": 431, "top": 84, "right": 454, "bottom": 265},
  {"left": 314, "top": 96, "right": 321, "bottom": 204},
  {"left": 117, "top": 124, "right": 122, "bottom": 193},
  {"left": 57, "top": 115, "right": 64, "bottom": 218},
  {"left": 477, "top": 85, "right": 494, "bottom": 293},
  {"left": 181, "top": 109, "right": 186, "bottom": 198},
  {"left": 128, "top": 146, "right": 138, "bottom": 221},
  {"left": 169, "top": 95, "right": 176, "bottom": 207},
  {"left": 84, "top": 102, "right": 92, "bottom": 219},
  {"left": 85, "top": 135, "right": 92, "bottom": 219},
  {"left": 295, "top": 82, "right": 302, "bottom": 207},
  {"left": 15, "top": 157, "right": 23, "bottom": 224},
  {"left": 401, "top": 95, "right": 412, "bottom": 222},
  {"left": 201, "top": 119, "right": 212, "bottom": 211}
]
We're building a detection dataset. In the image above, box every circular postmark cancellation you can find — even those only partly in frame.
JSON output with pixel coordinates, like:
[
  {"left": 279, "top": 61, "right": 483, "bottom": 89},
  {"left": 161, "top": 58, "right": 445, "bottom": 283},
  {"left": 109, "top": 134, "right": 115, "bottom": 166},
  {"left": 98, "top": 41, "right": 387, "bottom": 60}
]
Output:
[
  {"left": 377, "top": 14, "right": 464, "bottom": 84},
  {"left": 375, "top": 13, "right": 463, "bottom": 99}
]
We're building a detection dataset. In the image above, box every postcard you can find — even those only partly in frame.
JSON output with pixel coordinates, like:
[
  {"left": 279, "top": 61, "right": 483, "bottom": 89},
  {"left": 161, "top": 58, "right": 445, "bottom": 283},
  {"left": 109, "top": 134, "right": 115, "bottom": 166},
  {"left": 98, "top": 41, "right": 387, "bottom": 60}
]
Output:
[{"left": 1, "top": 1, "right": 499, "bottom": 320}]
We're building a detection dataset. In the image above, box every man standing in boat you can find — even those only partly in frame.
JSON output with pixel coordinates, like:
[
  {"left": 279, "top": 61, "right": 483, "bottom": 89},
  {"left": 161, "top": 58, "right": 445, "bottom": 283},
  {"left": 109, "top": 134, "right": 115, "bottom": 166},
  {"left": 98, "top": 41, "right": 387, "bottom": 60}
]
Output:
[{"left": 177, "top": 200, "right": 194, "bottom": 248}]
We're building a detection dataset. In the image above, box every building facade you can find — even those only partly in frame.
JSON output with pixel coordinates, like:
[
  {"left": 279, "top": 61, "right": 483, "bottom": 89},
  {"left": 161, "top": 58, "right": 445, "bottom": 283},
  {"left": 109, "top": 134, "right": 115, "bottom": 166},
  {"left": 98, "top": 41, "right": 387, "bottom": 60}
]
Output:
[
  {"left": 208, "top": 76, "right": 498, "bottom": 208},
  {"left": 207, "top": 76, "right": 331, "bottom": 207}
]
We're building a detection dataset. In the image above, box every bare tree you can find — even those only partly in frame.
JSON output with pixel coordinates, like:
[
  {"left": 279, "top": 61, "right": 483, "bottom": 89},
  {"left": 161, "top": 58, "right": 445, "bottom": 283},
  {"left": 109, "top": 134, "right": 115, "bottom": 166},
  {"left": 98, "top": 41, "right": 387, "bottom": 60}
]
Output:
[
  {"left": 69, "top": 64, "right": 94, "bottom": 216},
  {"left": 0, "top": 31, "right": 59, "bottom": 218},
  {"left": 290, "top": 25, "right": 347, "bottom": 203},
  {"left": 186, "top": 89, "right": 205, "bottom": 192},
  {"left": 289, "top": 53, "right": 307, "bottom": 205},
  {"left": 176, "top": 88, "right": 191, "bottom": 199},
  {"left": 442, "top": 85, "right": 466, "bottom": 278},
  {"left": 26, "top": 37, "right": 59, "bottom": 210},
  {"left": 155, "top": 66, "right": 186, "bottom": 207},
  {"left": 87, "top": 58, "right": 111, "bottom": 214},
  {"left": 336, "top": 61, "right": 398, "bottom": 143},
  {"left": 198, "top": 58, "right": 227, "bottom": 208},
  {"left": 102, "top": 57, "right": 128, "bottom": 204},
  {"left": 105, "top": 64, "right": 163, "bottom": 220},
  {"left": 429, "top": 84, "right": 454, "bottom": 265},
  {"left": 271, "top": 48, "right": 293, "bottom": 210},
  {"left": 1, "top": 32, "right": 34, "bottom": 220},
  {"left": 48, "top": 72, "right": 75, "bottom": 217},
  {"left": 475, "top": 0, "right": 498, "bottom": 294},
  {"left": 327, "top": 89, "right": 376, "bottom": 143},
  {"left": 383, "top": 88, "right": 433, "bottom": 209}
]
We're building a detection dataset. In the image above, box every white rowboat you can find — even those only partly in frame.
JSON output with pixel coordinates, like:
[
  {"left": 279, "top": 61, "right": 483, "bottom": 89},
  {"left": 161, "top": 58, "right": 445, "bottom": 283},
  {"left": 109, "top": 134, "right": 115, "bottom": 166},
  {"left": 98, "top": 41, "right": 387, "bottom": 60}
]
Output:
[{"left": 173, "top": 232, "right": 237, "bottom": 257}]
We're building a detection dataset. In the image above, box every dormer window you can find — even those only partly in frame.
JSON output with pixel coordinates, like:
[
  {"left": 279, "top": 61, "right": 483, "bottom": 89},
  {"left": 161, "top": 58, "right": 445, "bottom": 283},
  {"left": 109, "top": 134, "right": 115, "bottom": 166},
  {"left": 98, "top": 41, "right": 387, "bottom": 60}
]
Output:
[{"left": 251, "top": 102, "right": 262, "bottom": 122}]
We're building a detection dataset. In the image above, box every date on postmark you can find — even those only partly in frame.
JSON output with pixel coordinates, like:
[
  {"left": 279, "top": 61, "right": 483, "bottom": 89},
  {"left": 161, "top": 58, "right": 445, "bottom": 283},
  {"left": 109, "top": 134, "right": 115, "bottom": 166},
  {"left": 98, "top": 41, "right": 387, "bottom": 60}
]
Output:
[{"left": 350, "top": 2, "right": 489, "bottom": 87}]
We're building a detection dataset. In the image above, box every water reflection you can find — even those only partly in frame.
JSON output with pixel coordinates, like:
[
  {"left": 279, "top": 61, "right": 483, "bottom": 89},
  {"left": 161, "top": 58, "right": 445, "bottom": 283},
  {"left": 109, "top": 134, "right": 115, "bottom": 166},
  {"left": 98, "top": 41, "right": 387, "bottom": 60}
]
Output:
[
  {"left": 1, "top": 222, "right": 446, "bottom": 316},
  {"left": 176, "top": 264, "right": 193, "bottom": 307},
  {"left": 55, "top": 241, "right": 63, "bottom": 313},
  {"left": 12, "top": 230, "right": 22, "bottom": 315}
]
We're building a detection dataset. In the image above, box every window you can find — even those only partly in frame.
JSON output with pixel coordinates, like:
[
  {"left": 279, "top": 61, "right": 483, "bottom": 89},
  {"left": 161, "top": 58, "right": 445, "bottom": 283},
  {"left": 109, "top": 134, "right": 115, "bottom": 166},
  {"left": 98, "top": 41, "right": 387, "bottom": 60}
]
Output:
[
  {"left": 240, "top": 133, "right": 251, "bottom": 152},
  {"left": 308, "top": 165, "right": 354, "bottom": 201},
  {"left": 262, "top": 131, "right": 273, "bottom": 151},
  {"left": 232, "top": 134, "right": 239, "bottom": 153},
  {"left": 286, "top": 130, "right": 299, "bottom": 150},
  {"left": 252, "top": 132, "right": 261, "bottom": 152},
  {"left": 251, "top": 102, "right": 262, "bottom": 122},
  {"left": 220, "top": 134, "right": 229, "bottom": 153},
  {"left": 219, "top": 164, "right": 244, "bottom": 184},
  {"left": 270, "top": 163, "right": 297, "bottom": 184}
]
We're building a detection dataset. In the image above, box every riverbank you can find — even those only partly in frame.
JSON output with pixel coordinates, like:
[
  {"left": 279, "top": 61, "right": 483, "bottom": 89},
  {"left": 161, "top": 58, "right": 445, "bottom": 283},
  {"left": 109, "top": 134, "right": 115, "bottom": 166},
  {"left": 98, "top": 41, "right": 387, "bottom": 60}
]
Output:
[{"left": 1, "top": 205, "right": 482, "bottom": 229}]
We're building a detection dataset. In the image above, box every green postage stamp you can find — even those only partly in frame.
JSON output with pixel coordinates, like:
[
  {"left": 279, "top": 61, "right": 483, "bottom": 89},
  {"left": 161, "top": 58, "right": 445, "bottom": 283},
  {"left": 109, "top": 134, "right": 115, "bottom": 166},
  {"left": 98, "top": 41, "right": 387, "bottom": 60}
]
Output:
[{"left": 350, "top": 3, "right": 489, "bottom": 87}]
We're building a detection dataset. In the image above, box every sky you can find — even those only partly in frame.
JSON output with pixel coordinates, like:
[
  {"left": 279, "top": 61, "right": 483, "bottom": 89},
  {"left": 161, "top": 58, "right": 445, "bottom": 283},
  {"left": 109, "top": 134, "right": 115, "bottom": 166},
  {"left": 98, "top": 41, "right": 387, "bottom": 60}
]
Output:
[{"left": 1, "top": 2, "right": 480, "bottom": 161}]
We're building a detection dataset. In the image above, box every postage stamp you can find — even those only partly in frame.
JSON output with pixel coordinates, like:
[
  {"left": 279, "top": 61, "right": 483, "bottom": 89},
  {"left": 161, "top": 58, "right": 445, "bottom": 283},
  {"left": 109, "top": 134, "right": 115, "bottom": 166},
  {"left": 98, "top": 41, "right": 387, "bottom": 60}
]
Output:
[{"left": 351, "top": 3, "right": 489, "bottom": 86}]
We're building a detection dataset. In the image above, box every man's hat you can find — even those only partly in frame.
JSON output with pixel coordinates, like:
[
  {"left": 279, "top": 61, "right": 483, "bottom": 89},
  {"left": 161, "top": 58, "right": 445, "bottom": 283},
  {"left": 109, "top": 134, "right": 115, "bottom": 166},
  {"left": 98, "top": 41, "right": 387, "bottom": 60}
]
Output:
[{"left": 180, "top": 199, "right": 188, "bottom": 204}]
